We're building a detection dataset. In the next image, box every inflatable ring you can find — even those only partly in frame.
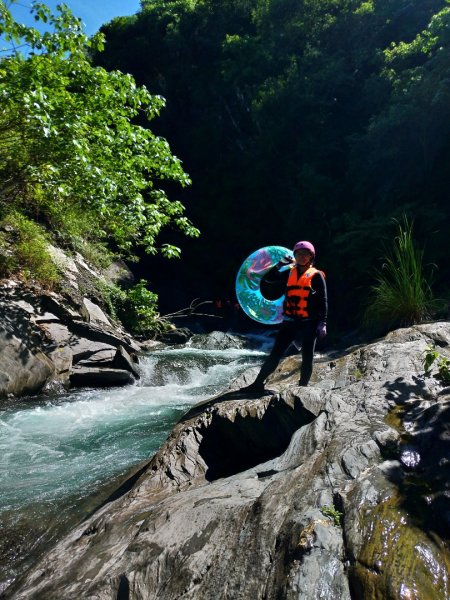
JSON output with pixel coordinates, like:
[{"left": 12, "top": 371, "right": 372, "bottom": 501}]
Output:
[{"left": 235, "top": 246, "right": 292, "bottom": 324}]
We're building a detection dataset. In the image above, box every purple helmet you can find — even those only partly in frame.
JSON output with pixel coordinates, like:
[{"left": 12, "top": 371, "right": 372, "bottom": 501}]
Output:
[{"left": 293, "top": 240, "right": 315, "bottom": 257}]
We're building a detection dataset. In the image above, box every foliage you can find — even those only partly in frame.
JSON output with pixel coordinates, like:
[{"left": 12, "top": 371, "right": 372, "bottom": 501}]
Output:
[
  {"left": 0, "top": 0, "right": 199, "bottom": 270},
  {"left": 115, "top": 279, "right": 171, "bottom": 335},
  {"left": 320, "top": 505, "right": 343, "bottom": 527},
  {"left": 363, "top": 218, "right": 436, "bottom": 331},
  {"left": 0, "top": 212, "right": 59, "bottom": 286},
  {"left": 422, "top": 344, "right": 450, "bottom": 384}
]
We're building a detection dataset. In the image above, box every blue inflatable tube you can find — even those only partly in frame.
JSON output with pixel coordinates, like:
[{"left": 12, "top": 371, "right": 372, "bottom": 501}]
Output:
[{"left": 235, "top": 245, "right": 292, "bottom": 325}]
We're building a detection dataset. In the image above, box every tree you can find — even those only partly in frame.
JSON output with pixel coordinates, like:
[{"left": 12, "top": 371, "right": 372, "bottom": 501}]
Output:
[{"left": 0, "top": 0, "right": 199, "bottom": 261}]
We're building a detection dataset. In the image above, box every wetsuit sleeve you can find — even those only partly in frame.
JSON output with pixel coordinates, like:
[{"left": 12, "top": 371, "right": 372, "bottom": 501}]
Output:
[
  {"left": 311, "top": 272, "right": 328, "bottom": 323},
  {"left": 261, "top": 265, "right": 290, "bottom": 285}
]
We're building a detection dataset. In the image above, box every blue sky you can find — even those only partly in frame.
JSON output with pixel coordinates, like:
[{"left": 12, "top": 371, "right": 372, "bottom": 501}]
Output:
[{"left": 8, "top": 1, "right": 141, "bottom": 36}]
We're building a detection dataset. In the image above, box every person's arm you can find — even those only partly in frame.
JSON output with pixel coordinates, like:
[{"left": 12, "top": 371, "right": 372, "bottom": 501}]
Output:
[
  {"left": 262, "top": 265, "right": 290, "bottom": 285},
  {"left": 312, "top": 272, "right": 328, "bottom": 330}
]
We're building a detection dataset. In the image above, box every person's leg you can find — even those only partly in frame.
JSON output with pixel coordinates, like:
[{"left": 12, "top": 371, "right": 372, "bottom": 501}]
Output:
[
  {"left": 298, "top": 320, "right": 318, "bottom": 386},
  {"left": 249, "top": 321, "right": 298, "bottom": 390}
]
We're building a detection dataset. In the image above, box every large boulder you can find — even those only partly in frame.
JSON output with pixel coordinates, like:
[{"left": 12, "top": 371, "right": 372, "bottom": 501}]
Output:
[
  {"left": 188, "top": 330, "right": 254, "bottom": 350},
  {"left": 0, "top": 279, "right": 141, "bottom": 398},
  {"left": 0, "top": 326, "right": 54, "bottom": 397},
  {"left": 0, "top": 291, "right": 55, "bottom": 397},
  {"left": 8, "top": 322, "right": 450, "bottom": 599}
]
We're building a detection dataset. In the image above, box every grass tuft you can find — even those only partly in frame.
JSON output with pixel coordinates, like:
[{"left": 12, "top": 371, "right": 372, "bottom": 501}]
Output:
[{"left": 364, "top": 217, "right": 438, "bottom": 331}]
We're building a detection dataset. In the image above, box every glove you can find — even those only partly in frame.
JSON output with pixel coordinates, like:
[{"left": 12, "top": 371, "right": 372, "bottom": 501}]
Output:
[
  {"left": 277, "top": 254, "right": 294, "bottom": 268},
  {"left": 316, "top": 321, "right": 327, "bottom": 339}
]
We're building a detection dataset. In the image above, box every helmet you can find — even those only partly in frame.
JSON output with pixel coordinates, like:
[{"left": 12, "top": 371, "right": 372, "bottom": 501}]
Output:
[{"left": 293, "top": 240, "right": 315, "bottom": 257}]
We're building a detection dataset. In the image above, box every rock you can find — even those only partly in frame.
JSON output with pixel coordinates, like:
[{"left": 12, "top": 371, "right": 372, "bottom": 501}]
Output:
[
  {"left": 7, "top": 323, "right": 450, "bottom": 600},
  {"left": 46, "top": 245, "right": 79, "bottom": 289},
  {"left": 40, "top": 294, "right": 81, "bottom": 322},
  {"left": 69, "top": 320, "right": 140, "bottom": 354},
  {"left": 158, "top": 327, "right": 193, "bottom": 345},
  {"left": 188, "top": 330, "right": 251, "bottom": 350},
  {"left": 0, "top": 296, "right": 55, "bottom": 398},
  {"left": 103, "top": 259, "right": 135, "bottom": 288},
  {"left": 0, "top": 327, "right": 54, "bottom": 397},
  {"left": 32, "top": 312, "right": 60, "bottom": 324},
  {"left": 70, "top": 366, "right": 135, "bottom": 387},
  {"left": 113, "top": 345, "right": 140, "bottom": 379},
  {"left": 76, "top": 348, "right": 117, "bottom": 366},
  {"left": 140, "top": 339, "right": 165, "bottom": 351},
  {"left": 46, "top": 345, "right": 73, "bottom": 389},
  {"left": 80, "top": 298, "right": 111, "bottom": 327},
  {"left": 0, "top": 276, "right": 142, "bottom": 398}
]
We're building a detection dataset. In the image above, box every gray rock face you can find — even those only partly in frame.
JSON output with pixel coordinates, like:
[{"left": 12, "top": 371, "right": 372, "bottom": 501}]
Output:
[
  {"left": 188, "top": 330, "right": 255, "bottom": 350},
  {"left": 81, "top": 298, "right": 112, "bottom": 327},
  {"left": 103, "top": 259, "right": 135, "bottom": 288},
  {"left": 0, "top": 281, "right": 140, "bottom": 398},
  {"left": 0, "top": 327, "right": 54, "bottom": 397},
  {"left": 9, "top": 322, "right": 450, "bottom": 599}
]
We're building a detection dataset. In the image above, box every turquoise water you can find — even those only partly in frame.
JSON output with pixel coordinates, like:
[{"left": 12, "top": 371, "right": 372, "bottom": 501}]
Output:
[{"left": 0, "top": 345, "right": 264, "bottom": 589}]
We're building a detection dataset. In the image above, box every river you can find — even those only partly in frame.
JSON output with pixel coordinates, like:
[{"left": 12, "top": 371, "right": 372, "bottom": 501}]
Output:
[{"left": 0, "top": 340, "right": 266, "bottom": 592}]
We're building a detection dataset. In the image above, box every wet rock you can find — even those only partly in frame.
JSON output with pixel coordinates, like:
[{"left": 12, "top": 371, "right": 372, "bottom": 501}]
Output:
[
  {"left": 399, "top": 446, "right": 421, "bottom": 469},
  {"left": 140, "top": 339, "right": 165, "bottom": 351},
  {"left": 188, "top": 330, "right": 251, "bottom": 350},
  {"left": 158, "top": 327, "right": 193, "bottom": 345},
  {"left": 70, "top": 366, "right": 135, "bottom": 387}
]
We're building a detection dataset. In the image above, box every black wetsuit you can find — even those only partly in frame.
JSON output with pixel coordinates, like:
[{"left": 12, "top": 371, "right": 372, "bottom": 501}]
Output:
[{"left": 254, "top": 265, "right": 327, "bottom": 387}]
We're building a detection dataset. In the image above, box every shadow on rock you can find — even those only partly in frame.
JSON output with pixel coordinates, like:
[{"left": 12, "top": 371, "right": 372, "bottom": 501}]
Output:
[
  {"left": 382, "top": 377, "right": 450, "bottom": 543},
  {"left": 383, "top": 375, "right": 430, "bottom": 404}
]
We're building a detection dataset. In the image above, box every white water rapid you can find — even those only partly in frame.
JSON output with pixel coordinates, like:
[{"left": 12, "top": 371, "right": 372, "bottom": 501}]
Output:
[{"left": 0, "top": 344, "right": 265, "bottom": 590}]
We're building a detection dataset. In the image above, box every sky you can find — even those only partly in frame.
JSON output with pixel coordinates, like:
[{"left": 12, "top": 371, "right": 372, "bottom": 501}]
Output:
[{"left": 8, "top": 1, "right": 142, "bottom": 36}]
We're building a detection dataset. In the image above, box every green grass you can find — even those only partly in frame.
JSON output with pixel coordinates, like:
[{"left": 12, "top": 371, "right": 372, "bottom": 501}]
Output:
[
  {"left": 364, "top": 218, "right": 437, "bottom": 331},
  {"left": 0, "top": 212, "right": 60, "bottom": 287}
]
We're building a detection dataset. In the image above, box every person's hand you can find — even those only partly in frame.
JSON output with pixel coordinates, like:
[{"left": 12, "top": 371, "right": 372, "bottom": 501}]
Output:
[
  {"left": 277, "top": 254, "right": 294, "bottom": 268},
  {"left": 316, "top": 321, "right": 327, "bottom": 339}
]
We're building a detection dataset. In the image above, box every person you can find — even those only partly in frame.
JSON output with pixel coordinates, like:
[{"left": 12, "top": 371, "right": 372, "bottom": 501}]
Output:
[{"left": 245, "top": 240, "right": 327, "bottom": 391}]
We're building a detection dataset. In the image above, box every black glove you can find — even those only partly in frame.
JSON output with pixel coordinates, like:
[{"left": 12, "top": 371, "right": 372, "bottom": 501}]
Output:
[{"left": 277, "top": 254, "right": 294, "bottom": 268}]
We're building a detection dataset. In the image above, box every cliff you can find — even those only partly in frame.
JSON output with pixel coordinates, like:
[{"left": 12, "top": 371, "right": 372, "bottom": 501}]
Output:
[{"left": 6, "top": 322, "right": 450, "bottom": 599}]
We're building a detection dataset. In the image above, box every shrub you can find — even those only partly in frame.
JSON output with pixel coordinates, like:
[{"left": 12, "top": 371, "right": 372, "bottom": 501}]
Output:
[
  {"left": 115, "top": 279, "right": 170, "bottom": 336},
  {"left": 422, "top": 345, "right": 450, "bottom": 384},
  {"left": 364, "top": 218, "right": 437, "bottom": 331},
  {"left": 0, "top": 213, "right": 60, "bottom": 287}
]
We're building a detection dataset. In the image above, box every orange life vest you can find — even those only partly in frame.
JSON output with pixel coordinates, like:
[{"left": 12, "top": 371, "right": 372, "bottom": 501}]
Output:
[{"left": 284, "top": 266, "right": 325, "bottom": 318}]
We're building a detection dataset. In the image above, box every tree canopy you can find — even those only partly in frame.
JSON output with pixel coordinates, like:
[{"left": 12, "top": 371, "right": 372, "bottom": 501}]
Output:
[{"left": 0, "top": 0, "right": 199, "bottom": 265}]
